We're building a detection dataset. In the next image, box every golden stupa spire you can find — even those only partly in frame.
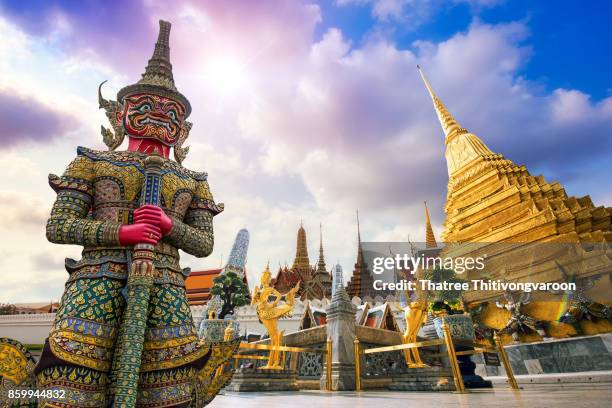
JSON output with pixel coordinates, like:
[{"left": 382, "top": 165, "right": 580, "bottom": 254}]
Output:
[
  {"left": 424, "top": 201, "right": 437, "bottom": 248},
  {"left": 417, "top": 65, "right": 495, "bottom": 176},
  {"left": 417, "top": 65, "right": 467, "bottom": 144}
]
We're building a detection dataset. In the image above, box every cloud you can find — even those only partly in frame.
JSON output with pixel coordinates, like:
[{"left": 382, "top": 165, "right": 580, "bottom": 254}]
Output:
[
  {"left": 0, "top": 0, "right": 322, "bottom": 82},
  {"left": 0, "top": 248, "right": 72, "bottom": 302},
  {"left": 336, "top": 0, "right": 439, "bottom": 24},
  {"left": 0, "top": 156, "right": 41, "bottom": 178},
  {"left": 336, "top": 0, "right": 504, "bottom": 24},
  {"left": 414, "top": 22, "right": 612, "bottom": 173},
  {"left": 0, "top": 90, "right": 76, "bottom": 148},
  {"left": 31, "top": 252, "right": 67, "bottom": 272},
  {"left": 0, "top": 3, "right": 609, "bottom": 302},
  {"left": 0, "top": 189, "right": 77, "bottom": 302},
  {"left": 0, "top": 191, "right": 48, "bottom": 230},
  {"left": 231, "top": 18, "right": 611, "bottom": 238}
]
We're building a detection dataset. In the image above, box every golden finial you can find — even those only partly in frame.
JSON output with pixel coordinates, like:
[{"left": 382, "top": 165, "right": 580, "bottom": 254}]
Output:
[
  {"left": 424, "top": 201, "right": 437, "bottom": 249},
  {"left": 417, "top": 65, "right": 467, "bottom": 144},
  {"left": 416, "top": 65, "right": 436, "bottom": 100}
]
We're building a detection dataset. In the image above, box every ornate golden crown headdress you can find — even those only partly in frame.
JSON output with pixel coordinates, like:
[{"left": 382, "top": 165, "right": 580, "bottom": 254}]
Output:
[{"left": 117, "top": 20, "right": 191, "bottom": 116}]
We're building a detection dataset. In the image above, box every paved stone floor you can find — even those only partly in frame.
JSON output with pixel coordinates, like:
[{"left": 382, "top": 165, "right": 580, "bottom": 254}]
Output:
[{"left": 214, "top": 387, "right": 612, "bottom": 408}]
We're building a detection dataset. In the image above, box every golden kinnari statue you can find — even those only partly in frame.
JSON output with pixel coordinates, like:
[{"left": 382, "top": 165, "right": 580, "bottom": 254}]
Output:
[
  {"left": 251, "top": 263, "right": 300, "bottom": 369},
  {"left": 396, "top": 266, "right": 433, "bottom": 368},
  {"left": 397, "top": 286, "right": 429, "bottom": 368},
  {"left": 396, "top": 202, "right": 434, "bottom": 368}
]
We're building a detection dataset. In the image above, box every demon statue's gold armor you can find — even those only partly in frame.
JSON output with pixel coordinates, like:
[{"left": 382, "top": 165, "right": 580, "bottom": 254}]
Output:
[
  {"left": 0, "top": 21, "right": 238, "bottom": 408},
  {"left": 251, "top": 264, "right": 300, "bottom": 369}
]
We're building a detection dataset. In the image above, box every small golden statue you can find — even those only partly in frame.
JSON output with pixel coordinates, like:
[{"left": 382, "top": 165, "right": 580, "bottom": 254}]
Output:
[
  {"left": 251, "top": 263, "right": 300, "bottom": 369},
  {"left": 397, "top": 289, "right": 429, "bottom": 368}
]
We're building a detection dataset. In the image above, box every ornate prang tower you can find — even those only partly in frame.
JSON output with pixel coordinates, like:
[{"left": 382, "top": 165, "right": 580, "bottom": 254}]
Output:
[
  {"left": 303, "top": 223, "right": 333, "bottom": 299},
  {"left": 346, "top": 210, "right": 376, "bottom": 299},
  {"left": 204, "top": 228, "right": 251, "bottom": 318},
  {"left": 332, "top": 264, "right": 344, "bottom": 297},
  {"left": 272, "top": 221, "right": 312, "bottom": 296},
  {"left": 292, "top": 221, "right": 312, "bottom": 282},
  {"left": 418, "top": 65, "right": 612, "bottom": 306},
  {"left": 224, "top": 228, "right": 250, "bottom": 281}
]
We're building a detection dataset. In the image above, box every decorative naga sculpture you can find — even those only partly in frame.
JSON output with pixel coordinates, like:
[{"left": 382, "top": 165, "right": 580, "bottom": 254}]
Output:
[
  {"left": 1, "top": 20, "right": 238, "bottom": 408},
  {"left": 397, "top": 290, "right": 429, "bottom": 368},
  {"left": 251, "top": 263, "right": 300, "bottom": 369}
]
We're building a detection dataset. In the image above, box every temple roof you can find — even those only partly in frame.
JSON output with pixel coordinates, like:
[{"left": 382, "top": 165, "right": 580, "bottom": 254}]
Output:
[
  {"left": 272, "top": 265, "right": 301, "bottom": 294},
  {"left": 185, "top": 268, "right": 222, "bottom": 305}
]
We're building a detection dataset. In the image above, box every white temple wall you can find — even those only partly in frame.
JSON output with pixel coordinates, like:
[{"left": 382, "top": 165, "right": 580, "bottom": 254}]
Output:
[
  {"left": 191, "top": 295, "right": 407, "bottom": 337},
  {"left": 0, "top": 294, "right": 405, "bottom": 345},
  {"left": 0, "top": 313, "right": 54, "bottom": 344}
]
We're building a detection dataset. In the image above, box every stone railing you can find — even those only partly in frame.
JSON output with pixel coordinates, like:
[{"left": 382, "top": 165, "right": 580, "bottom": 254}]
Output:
[{"left": 254, "top": 325, "right": 409, "bottom": 381}]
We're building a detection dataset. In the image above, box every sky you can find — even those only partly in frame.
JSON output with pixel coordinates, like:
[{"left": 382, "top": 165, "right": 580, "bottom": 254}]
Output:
[{"left": 0, "top": 0, "right": 610, "bottom": 302}]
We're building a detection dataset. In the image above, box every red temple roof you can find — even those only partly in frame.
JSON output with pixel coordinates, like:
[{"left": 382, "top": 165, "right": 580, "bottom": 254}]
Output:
[{"left": 185, "top": 268, "right": 223, "bottom": 305}]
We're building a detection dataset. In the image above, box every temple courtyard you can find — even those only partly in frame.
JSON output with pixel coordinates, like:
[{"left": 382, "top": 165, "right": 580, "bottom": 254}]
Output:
[{"left": 213, "top": 387, "right": 612, "bottom": 408}]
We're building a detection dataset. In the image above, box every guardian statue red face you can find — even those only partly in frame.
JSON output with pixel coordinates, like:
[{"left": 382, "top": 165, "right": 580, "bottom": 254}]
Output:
[
  {"left": 122, "top": 93, "right": 186, "bottom": 146},
  {"left": 98, "top": 18, "right": 192, "bottom": 162}
]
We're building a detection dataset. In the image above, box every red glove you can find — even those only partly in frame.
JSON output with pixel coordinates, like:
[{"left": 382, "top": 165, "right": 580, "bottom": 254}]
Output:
[
  {"left": 119, "top": 223, "right": 161, "bottom": 246},
  {"left": 134, "top": 205, "right": 173, "bottom": 236}
]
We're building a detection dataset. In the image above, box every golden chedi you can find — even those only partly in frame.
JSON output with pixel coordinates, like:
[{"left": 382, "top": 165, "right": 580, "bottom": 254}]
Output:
[{"left": 418, "top": 66, "right": 612, "bottom": 341}]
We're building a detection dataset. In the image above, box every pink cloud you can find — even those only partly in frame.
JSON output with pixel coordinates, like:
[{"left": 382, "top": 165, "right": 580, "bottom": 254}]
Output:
[{"left": 0, "top": 90, "right": 76, "bottom": 148}]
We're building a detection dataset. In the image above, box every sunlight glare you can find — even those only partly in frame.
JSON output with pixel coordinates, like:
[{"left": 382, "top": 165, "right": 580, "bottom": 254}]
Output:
[{"left": 204, "top": 55, "right": 249, "bottom": 96}]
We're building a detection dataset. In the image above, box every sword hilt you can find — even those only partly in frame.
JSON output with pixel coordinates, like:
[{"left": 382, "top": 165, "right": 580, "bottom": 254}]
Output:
[{"left": 134, "top": 154, "right": 164, "bottom": 252}]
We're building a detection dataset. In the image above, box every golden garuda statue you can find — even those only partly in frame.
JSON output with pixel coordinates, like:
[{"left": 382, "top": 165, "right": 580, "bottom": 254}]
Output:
[{"left": 251, "top": 263, "right": 300, "bottom": 369}]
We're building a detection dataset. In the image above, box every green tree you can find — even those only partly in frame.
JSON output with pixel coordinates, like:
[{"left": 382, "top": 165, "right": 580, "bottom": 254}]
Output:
[
  {"left": 210, "top": 271, "right": 250, "bottom": 319},
  {"left": 424, "top": 267, "right": 467, "bottom": 313},
  {"left": 0, "top": 303, "right": 17, "bottom": 315}
]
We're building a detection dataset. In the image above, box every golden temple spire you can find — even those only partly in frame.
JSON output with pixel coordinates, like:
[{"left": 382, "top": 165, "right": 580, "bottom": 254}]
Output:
[
  {"left": 346, "top": 209, "right": 375, "bottom": 299},
  {"left": 292, "top": 221, "right": 311, "bottom": 276},
  {"left": 356, "top": 209, "right": 364, "bottom": 264},
  {"left": 417, "top": 65, "right": 467, "bottom": 144},
  {"left": 417, "top": 65, "right": 495, "bottom": 176},
  {"left": 316, "top": 222, "right": 327, "bottom": 272},
  {"left": 424, "top": 201, "right": 437, "bottom": 248}
]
